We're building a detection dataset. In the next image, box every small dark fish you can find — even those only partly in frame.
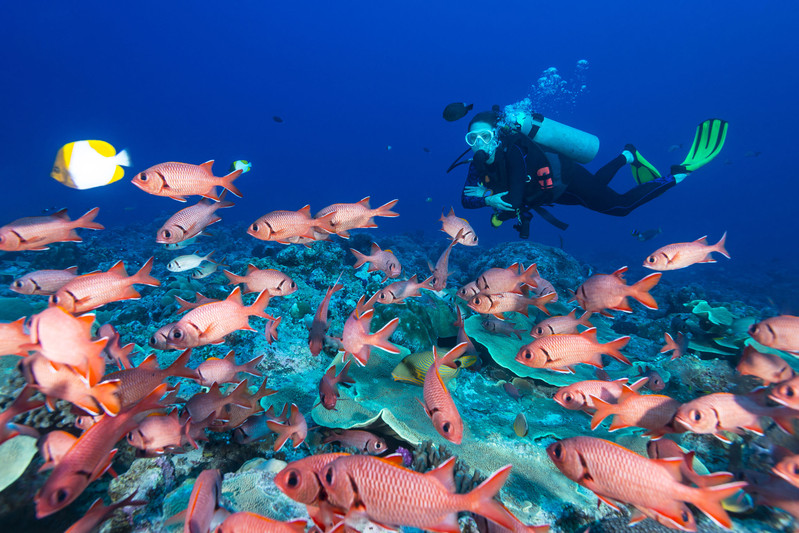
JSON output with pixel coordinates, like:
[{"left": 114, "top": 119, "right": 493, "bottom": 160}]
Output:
[
  {"left": 631, "top": 228, "right": 662, "bottom": 241},
  {"left": 503, "top": 382, "right": 521, "bottom": 400},
  {"left": 272, "top": 116, "right": 284, "bottom": 123},
  {"left": 423, "top": 147, "right": 431, "bottom": 153},
  {"left": 442, "top": 102, "right": 473, "bottom": 122},
  {"left": 637, "top": 365, "right": 666, "bottom": 392}
]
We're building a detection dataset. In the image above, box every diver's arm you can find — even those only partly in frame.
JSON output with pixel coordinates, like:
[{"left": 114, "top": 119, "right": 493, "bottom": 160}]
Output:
[{"left": 461, "top": 162, "right": 488, "bottom": 209}]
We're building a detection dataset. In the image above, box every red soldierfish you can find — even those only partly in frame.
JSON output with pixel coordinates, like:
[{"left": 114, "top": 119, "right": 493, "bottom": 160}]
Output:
[
  {"left": 481, "top": 316, "right": 527, "bottom": 339},
  {"left": 266, "top": 403, "right": 307, "bottom": 451},
  {"left": 515, "top": 328, "right": 631, "bottom": 373},
  {"left": 104, "top": 349, "right": 198, "bottom": 409},
  {"left": 422, "top": 343, "right": 468, "bottom": 444},
  {"left": 274, "top": 453, "right": 350, "bottom": 506},
  {"left": 475, "top": 262, "right": 537, "bottom": 294},
  {"left": 196, "top": 351, "right": 263, "bottom": 387},
  {"left": 456, "top": 281, "right": 480, "bottom": 301},
  {"left": 553, "top": 377, "right": 647, "bottom": 413},
  {"left": 125, "top": 410, "right": 201, "bottom": 456},
  {"left": 643, "top": 232, "right": 729, "bottom": 271},
  {"left": 183, "top": 469, "right": 227, "bottom": 533},
  {"left": 318, "top": 360, "right": 355, "bottom": 410},
  {"left": 174, "top": 292, "right": 219, "bottom": 315},
  {"left": 223, "top": 264, "right": 297, "bottom": 296},
  {"left": 340, "top": 304, "right": 400, "bottom": 366},
  {"left": 0, "top": 207, "right": 104, "bottom": 252},
  {"left": 547, "top": 436, "right": 746, "bottom": 531},
  {"left": 216, "top": 512, "right": 306, "bottom": 533},
  {"left": 97, "top": 323, "right": 135, "bottom": 370},
  {"left": 453, "top": 307, "right": 476, "bottom": 355},
  {"left": 309, "top": 276, "right": 343, "bottom": 356},
  {"left": 351, "top": 242, "right": 402, "bottom": 282},
  {"left": 34, "top": 384, "right": 168, "bottom": 517},
  {"left": 149, "top": 322, "right": 179, "bottom": 350},
  {"left": 318, "top": 454, "right": 529, "bottom": 533},
  {"left": 131, "top": 160, "right": 242, "bottom": 202},
  {"left": 314, "top": 196, "right": 399, "bottom": 238},
  {"left": 63, "top": 492, "right": 146, "bottom": 533},
  {"left": 0, "top": 318, "right": 31, "bottom": 357},
  {"left": 468, "top": 291, "right": 555, "bottom": 320},
  {"left": 10, "top": 267, "right": 78, "bottom": 295},
  {"left": 748, "top": 315, "right": 799, "bottom": 355},
  {"left": 769, "top": 376, "right": 799, "bottom": 409},
  {"left": 185, "top": 381, "right": 252, "bottom": 426},
  {"left": 247, "top": 205, "right": 334, "bottom": 244},
  {"left": 590, "top": 385, "right": 681, "bottom": 438},
  {"left": 156, "top": 193, "right": 234, "bottom": 243},
  {"left": 660, "top": 332, "right": 688, "bottom": 360},
  {"left": 531, "top": 309, "right": 592, "bottom": 338},
  {"left": 371, "top": 274, "right": 434, "bottom": 305},
  {"left": 737, "top": 345, "right": 795, "bottom": 385},
  {"left": 323, "top": 429, "right": 388, "bottom": 455},
  {"left": 50, "top": 257, "right": 160, "bottom": 314},
  {"left": 428, "top": 230, "right": 461, "bottom": 291},
  {"left": 440, "top": 207, "right": 478, "bottom": 246},
  {"left": 166, "top": 287, "right": 272, "bottom": 348},
  {"left": 0, "top": 385, "right": 44, "bottom": 444},
  {"left": 571, "top": 266, "right": 661, "bottom": 317}
]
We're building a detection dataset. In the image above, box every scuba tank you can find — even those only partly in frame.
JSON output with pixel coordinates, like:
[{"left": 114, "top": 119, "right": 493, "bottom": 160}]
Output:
[{"left": 510, "top": 111, "right": 599, "bottom": 164}]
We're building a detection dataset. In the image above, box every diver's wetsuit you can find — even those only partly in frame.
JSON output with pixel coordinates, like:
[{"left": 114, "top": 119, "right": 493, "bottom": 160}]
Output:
[{"left": 461, "top": 134, "right": 675, "bottom": 221}]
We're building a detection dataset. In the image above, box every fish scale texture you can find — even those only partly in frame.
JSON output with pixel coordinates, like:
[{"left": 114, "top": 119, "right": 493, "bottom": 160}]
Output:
[
  {"left": 59, "top": 273, "right": 137, "bottom": 309},
  {"left": 149, "top": 163, "right": 218, "bottom": 195},
  {"left": 529, "top": 335, "right": 607, "bottom": 366},
  {"left": 179, "top": 301, "right": 254, "bottom": 341},
  {"left": 606, "top": 395, "right": 679, "bottom": 428}
]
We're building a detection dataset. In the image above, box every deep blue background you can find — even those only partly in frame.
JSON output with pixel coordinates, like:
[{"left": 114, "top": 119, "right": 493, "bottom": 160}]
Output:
[{"left": 2, "top": 1, "right": 797, "bottom": 304}]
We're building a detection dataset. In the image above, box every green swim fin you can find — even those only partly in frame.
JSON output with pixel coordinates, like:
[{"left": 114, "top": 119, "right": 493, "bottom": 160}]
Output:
[
  {"left": 676, "top": 118, "right": 728, "bottom": 173},
  {"left": 626, "top": 144, "right": 662, "bottom": 185}
]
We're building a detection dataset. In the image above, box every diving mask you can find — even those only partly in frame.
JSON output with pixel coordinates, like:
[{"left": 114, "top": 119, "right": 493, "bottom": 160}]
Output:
[{"left": 465, "top": 129, "right": 495, "bottom": 146}]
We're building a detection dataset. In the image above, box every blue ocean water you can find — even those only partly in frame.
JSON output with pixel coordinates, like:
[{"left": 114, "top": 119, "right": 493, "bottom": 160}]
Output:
[{"left": 2, "top": 1, "right": 799, "bottom": 530}]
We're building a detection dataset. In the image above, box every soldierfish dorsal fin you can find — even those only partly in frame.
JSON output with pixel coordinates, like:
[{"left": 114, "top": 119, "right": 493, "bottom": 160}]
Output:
[
  {"left": 108, "top": 260, "right": 128, "bottom": 277},
  {"left": 200, "top": 160, "right": 215, "bottom": 173},
  {"left": 611, "top": 266, "right": 628, "bottom": 280},
  {"left": 578, "top": 327, "right": 598, "bottom": 342},
  {"left": 297, "top": 205, "right": 311, "bottom": 217},
  {"left": 426, "top": 456, "right": 457, "bottom": 492},
  {"left": 226, "top": 286, "right": 244, "bottom": 306},
  {"left": 246, "top": 264, "right": 258, "bottom": 275}
]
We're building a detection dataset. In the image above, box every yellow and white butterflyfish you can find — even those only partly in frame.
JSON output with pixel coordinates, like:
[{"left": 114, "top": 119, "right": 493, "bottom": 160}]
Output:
[{"left": 51, "top": 140, "right": 130, "bottom": 190}]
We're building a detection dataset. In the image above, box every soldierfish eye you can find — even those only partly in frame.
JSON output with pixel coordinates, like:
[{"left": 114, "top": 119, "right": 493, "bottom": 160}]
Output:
[
  {"left": 523, "top": 350, "right": 532, "bottom": 359},
  {"left": 51, "top": 295, "right": 59, "bottom": 304},
  {"left": 535, "top": 327, "right": 544, "bottom": 335},
  {"left": 442, "top": 422, "right": 452, "bottom": 434},
  {"left": 139, "top": 173, "right": 148, "bottom": 181},
  {"left": 647, "top": 256, "right": 656, "bottom": 263},
  {"left": 792, "top": 464, "right": 799, "bottom": 476},
  {"left": 286, "top": 469, "right": 300, "bottom": 488},
  {"left": 12, "top": 280, "right": 22, "bottom": 288},
  {"left": 54, "top": 488, "right": 70, "bottom": 504},
  {"left": 251, "top": 223, "right": 259, "bottom": 232},
  {"left": 563, "top": 393, "right": 573, "bottom": 403},
  {"left": 681, "top": 511, "right": 689, "bottom": 523},
  {"left": 691, "top": 410, "right": 702, "bottom": 421},
  {"left": 473, "top": 297, "right": 480, "bottom": 305},
  {"left": 374, "top": 442, "right": 383, "bottom": 449},
  {"left": 323, "top": 466, "right": 334, "bottom": 485},
  {"left": 148, "top": 336, "right": 158, "bottom": 347},
  {"left": 163, "top": 230, "right": 171, "bottom": 239},
  {"left": 552, "top": 442, "right": 563, "bottom": 459},
  {"left": 171, "top": 329, "right": 183, "bottom": 339},
  {"left": 785, "top": 386, "right": 795, "bottom": 398}
]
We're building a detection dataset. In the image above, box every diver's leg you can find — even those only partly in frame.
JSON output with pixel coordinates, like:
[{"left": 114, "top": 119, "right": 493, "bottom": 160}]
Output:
[
  {"left": 557, "top": 166, "right": 675, "bottom": 216},
  {"left": 593, "top": 154, "right": 628, "bottom": 187}
]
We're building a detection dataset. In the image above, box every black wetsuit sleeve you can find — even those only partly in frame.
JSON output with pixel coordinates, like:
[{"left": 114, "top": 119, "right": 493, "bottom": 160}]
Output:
[
  {"left": 505, "top": 144, "right": 528, "bottom": 210},
  {"left": 461, "top": 162, "right": 487, "bottom": 209}
]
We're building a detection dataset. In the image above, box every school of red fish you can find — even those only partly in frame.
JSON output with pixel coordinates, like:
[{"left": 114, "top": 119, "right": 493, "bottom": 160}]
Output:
[{"left": 1, "top": 159, "right": 798, "bottom": 532}]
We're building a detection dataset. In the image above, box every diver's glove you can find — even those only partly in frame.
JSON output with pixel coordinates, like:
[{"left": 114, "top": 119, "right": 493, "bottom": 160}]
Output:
[
  {"left": 464, "top": 184, "right": 490, "bottom": 197},
  {"left": 484, "top": 192, "right": 513, "bottom": 211}
]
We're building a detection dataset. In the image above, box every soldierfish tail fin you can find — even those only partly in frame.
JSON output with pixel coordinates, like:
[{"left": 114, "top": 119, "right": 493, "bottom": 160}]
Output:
[
  {"left": 265, "top": 316, "right": 281, "bottom": 344},
  {"left": 692, "top": 481, "right": 748, "bottom": 529},
  {"left": 373, "top": 198, "right": 399, "bottom": 218},
  {"left": 603, "top": 336, "right": 632, "bottom": 365},
  {"left": 132, "top": 257, "right": 160, "bottom": 287},
  {"left": 246, "top": 290, "right": 272, "bottom": 319},
  {"left": 589, "top": 396, "right": 617, "bottom": 430},
  {"left": 350, "top": 248, "right": 369, "bottom": 269},
  {"left": 465, "top": 464, "right": 520, "bottom": 531},
  {"left": 241, "top": 354, "right": 264, "bottom": 378},
  {"left": 435, "top": 342, "right": 469, "bottom": 371},
  {"left": 714, "top": 231, "right": 730, "bottom": 259},
  {"left": 419, "top": 275, "right": 435, "bottom": 291},
  {"left": 530, "top": 292, "right": 556, "bottom": 315},
  {"left": 578, "top": 311, "right": 593, "bottom": 328},
  {"left": 368, "top": 317, "right": 400, "bottom": 354},
  {"left": 74, "top": 207, "right": 105, "bottom": 231},
  {"left": 520, "top": 263, "right": 540, "bottom": 288},
  {"left": 222, "top": 269, "right": 246, "bottom": 287},
  {"left": 630, "top": 272, "right": 662, "bottom": 310},
  {"left": 628, "top": 376, "right": 649, "bottom": 392},
  {"left": 91, "top": 380, "right": 122, "bottom": 416},
  {"left": 336, "top": 359, "right": 356, "bottom": 386},
  {"left": 660, "top": 332, "right": 681, "bottom": 361},
  {"left": 166, "top": 349, "right": 198, "bottom": 380},
  {"left": 266, "top": 416, "right": 296, "bottom": 452},
  {"left": 219, "top": 168, "right": 243, "bottom": 198}
]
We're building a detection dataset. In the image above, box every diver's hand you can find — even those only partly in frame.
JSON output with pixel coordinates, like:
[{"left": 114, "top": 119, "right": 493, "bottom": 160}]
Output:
[
  {"left": 485, "top": 192, "right": 513, "bottom": 211},
  {"left": 464, "top": 185, "right": 490, "bottom": 197}
]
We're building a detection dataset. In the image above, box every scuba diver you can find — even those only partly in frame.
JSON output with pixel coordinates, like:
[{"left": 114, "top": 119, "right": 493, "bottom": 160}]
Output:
[{"left": 455, "top": 107, "right": 727, "bottom": 238}]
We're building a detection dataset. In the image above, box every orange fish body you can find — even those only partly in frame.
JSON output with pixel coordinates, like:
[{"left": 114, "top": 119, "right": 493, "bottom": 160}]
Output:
[
  {"left": 553, "top": 377, "right": 645, "bottom": 412},
  {"left": 212, "top": 381, "right": 275, "bottom": 432},
  {"left": 50, "top": 257, "right": 160, "bottom": 314},
  {"left": 166, "top": 288, "right": 272, "bottom": 348},
  {"left": 266, "top": 403, "right": 307, "bottom": 451},
  {"left": 216, "top": 512, "right": 307, "bottom": 533},
  {"left": 660, "top": 332, "right": 688, "bottom": 360},
  {"left": 184, "top": 381, "right": 252, "bottom": 426},
  {"left": 0, "top": 207, "right": 103, "bottom": 251},
  {"left": 644, "top": 232, "right": 729, "bottom": 271},
  {"left": 319, "top": 454, "right": 524, "bottom": 533},
  {"left": 571, "top": 266, "right": 661, "bottom": 317},
  {"left": 157, "top": 194, "right": 234, "bottom": 243},
  {"left": 309, "top": 278, "right": 343, "bottom": 356},
  {"left": 35, "top": 384, "right": 167, "bottom": 517},
  {"left": 515, "top": 328, "right": 631, "bottom": 373},
  {"left": 39, "top": 430, "right": 79, "bottom": 471},
  {"left": 428, "top": 231, "right": 460, "bottom": 291},
  {"left": 769, "top": 376, "right": 799, "bottom": 409},
  {"left": 456, "top": 281, "right": 480, "bottom": 301},
  {"left": 748, "top": 315, "right": 799, "bottom": 355},
  {"left": 475, "top": 263, "right": 537, "bottom": 294},
  {"left": 422, "top": 343, "right": 467, "bottom": 444},
  {"left": 529, "top": 269, "right": 558, "bottom": 302},
  {"left": 340, "top": 307, "right": 400, "bottom": 366},
  {"left": 126, "top": 410, "right": 197, "bottom": 456},
  {"left": 174, "top": 292, "right": 219, "bottom": 315},
  {"left": 0, "top": 317, "right": 32, "bottom": 357},
  {"left": 318, "top": 360, "right": 354, "bottom": 410},
  {"left": 247, "top": 206, "right": 333, "bottom": 244},
  {"left": 590, "top": 385, "right": 681, "bottom": 438},
  {"left": 184, "top": 469, "right": 224, "bottom": 533},
  {"left": 674, "top": 392, "right": 796, "bottom": 443},
  {"left": 322, "top": 429, "right": 387, "bottom": 455},
  {"left": 22, "top": 353, "right": 120, "bottom": 416},
  {"left": 274, "top": 453, "right": 350, "bottom": 506},
  {"left": 314, "top": 196, "right": 399, "bottom": 238},
  {"left": 468, "top": 291, "right": 555, "bottom": 319},
  {"left": 737, "top": 345, "right": 795, "bottom": 385},
  {"left": 547, "top": 436, "right": 746, "bottom": 531},
  {"left": 104, "top": 349, "right": 197, "bottom": 409},
  {"left": 224, "top": 264, "right": 297, "bottom": 296},
  {"left": 64, "top": 492, "right": 145, "bottom": 533},
  {"left": 0, "top": 385, "right": 44, "bottom": 444},
  {"left": 196, "top": 351, "right": 263, "bottom": 387},
  {"left": 10, "top": 266, "right": 78, "bottom": 295},
  {"left": 373, "top": 274, "right": 433, "bottom": 305},
  {"left": 532, "top": 309, "right": 592, "bottom": 338},
  {"left": 149, "top": 322, "right": 178, "bottom": 350},
  {"left": 773, "top": 455, "right": 799, "bottom": 489},
  {"left": 131, "top": 160, "right": 242, "bottom": 202},
  {"left": 351, "top": 243, "right": 401, "bottom": 282},
  {"left": 439, "top": 207, "right": 478, "bottom": 246}
]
